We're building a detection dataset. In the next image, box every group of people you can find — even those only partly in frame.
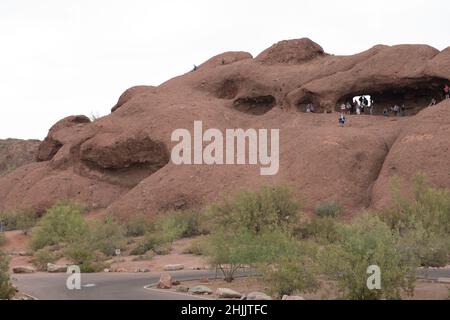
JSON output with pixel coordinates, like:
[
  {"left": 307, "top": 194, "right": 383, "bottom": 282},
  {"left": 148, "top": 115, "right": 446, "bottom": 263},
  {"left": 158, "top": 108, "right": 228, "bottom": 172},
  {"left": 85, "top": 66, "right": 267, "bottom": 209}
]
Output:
[{"left": 340, "top": 96, "right": 374, "bottom": 116}]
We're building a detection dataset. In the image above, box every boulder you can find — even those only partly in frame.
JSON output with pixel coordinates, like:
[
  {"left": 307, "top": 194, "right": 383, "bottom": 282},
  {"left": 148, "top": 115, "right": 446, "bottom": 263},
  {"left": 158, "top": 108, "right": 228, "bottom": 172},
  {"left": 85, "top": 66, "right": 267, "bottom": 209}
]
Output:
[
  {"left": 13, "top": 266, "right": 36, "bottom": 274},
  {"left": 189, "top": 285, "right": 213, "bottom": 295},
  {"left": 156, "top": 273, "right": 172, "bottom": 289},
  {"left": 46, "top": 263, "right": 67, "bottom": 273},
  {"left": 163, "top": 264, "right": 184, "bottom": 271},
  {"left": 215, "top": 288, "right": 242, "bottom": 299},
  {"left": 246, "top": 292, "right": 272, "bottom": 300}
]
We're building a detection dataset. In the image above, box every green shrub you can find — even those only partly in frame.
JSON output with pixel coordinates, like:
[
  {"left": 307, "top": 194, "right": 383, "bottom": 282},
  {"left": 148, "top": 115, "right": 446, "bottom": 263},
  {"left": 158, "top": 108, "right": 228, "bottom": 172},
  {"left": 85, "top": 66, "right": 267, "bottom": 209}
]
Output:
[
  {"left": 315, "top": 201, "right": 343, "bottom": 218},
  {"left": 64, "top": 242, "right": 107, "bottom": 273},
  {"left": 125, "top": 214, "right": 152, "bottom": 237},
  {"left": 0, "top": 210, "right": 38, "bottom": 234},
  {"left": 0, "top": 251, "right": 16, "bottom": 299},
  {"left": 296, "top": 217, "right": 342, "bottom": 244},
  {"left": 153, "top": 243, "right": 172, "bottom": 255},
  {"left": 32, "top": 248, "right": 60, "bottom": 271},
  {"left": 88, "top": 216, "right": 126, "bottom": 256},
  {"left": 129, "top": 210, "right": 204, "bottom": 256},
  {"left": 319, "top": 214, "right": 415, "bottom": 300},
  {"left": 382, "top": 174, "right": 450, "bottom": 267},
  {"left": 207, "top": 185, "right": 301, "bottom": 234},
  {"left": 30, "top": 202, "right": 88, "bottom": 251},
  {"left": 182, "top": 236, "right": 207, "bottom": 256},
  {"left": 262, "top": 255, "right": 319, "bottom": 298},
  {"left": 397, "top": 224, "right": 450, "bottom": 268},
  {"left": 154, "top": 210, "right": 203, "bottom": 239}
]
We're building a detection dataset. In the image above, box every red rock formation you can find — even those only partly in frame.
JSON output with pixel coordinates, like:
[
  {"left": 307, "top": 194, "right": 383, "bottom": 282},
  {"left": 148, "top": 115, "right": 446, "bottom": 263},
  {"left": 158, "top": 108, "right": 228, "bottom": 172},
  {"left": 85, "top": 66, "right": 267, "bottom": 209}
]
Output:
[{"left": 0, "top": 39, "right": 449, "bottom": 217}]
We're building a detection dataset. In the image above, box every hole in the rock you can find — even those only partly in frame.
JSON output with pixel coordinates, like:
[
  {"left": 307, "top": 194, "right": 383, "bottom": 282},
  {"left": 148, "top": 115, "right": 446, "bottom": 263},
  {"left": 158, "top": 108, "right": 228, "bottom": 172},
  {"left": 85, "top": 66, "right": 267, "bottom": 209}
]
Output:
[
  {"left": 295, "top": 93, "right": 324, "bottom": 113},
  {"left": 232, "top": 95, "right": 276, "bottom": 115},
  {"left": 336, "top": 78, "right": 448, "bottom": 116}
]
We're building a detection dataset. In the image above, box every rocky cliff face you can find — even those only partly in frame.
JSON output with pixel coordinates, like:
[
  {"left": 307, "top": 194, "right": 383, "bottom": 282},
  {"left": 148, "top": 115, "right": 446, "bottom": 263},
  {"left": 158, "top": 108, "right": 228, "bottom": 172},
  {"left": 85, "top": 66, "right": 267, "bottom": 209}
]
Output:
[
  {"left": 0, "top": 139, "right": 40, "bottom": 176},
  {"left": 0, "top": 38, "right": 449, "bottom": 217}
]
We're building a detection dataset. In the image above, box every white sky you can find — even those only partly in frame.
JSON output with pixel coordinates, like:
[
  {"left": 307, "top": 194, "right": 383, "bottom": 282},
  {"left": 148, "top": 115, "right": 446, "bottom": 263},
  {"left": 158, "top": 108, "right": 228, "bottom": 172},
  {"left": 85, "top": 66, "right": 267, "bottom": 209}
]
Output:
[{"left": 1, "top": 0, "right": 448, "bottom": 140}]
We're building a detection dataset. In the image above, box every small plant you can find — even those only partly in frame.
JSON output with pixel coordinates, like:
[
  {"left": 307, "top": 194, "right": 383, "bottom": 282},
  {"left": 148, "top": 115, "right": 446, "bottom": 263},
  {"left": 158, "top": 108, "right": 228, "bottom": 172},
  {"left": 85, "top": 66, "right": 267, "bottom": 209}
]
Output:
[
  {"left": 125, "top": 214, "right": 152, "bottom": 237},
  {"left": 315, "top": 201, "right": 343, "bottom": 218},
  {"left": 0, "top": 251, "right": 16, "bottom": 299},
  {"left": 182, "top": 236, "right": 207, "bottom": 256},
  {"left": 88, "top": 216, "right": 126, "bottom": 256},
  {"left": 31, "top": 248, "right": 60, "bottom": 271}
]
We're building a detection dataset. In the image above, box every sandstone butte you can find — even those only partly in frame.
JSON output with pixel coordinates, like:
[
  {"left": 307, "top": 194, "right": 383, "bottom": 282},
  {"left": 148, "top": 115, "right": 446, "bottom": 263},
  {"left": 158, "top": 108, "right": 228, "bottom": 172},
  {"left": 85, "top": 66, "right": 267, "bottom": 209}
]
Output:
[{"left": 0, "top": 38, "right": 449, "bottom": 218}]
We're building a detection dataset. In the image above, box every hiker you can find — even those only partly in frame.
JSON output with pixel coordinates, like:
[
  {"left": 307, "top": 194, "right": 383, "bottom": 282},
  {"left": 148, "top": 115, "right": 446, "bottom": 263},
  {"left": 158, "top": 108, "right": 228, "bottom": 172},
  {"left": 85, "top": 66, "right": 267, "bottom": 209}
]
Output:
[
  {"left": 356, "top": 104, "right": 361, "bottom": 115},
  {"left": 429, "top": 98, "right": 437, "bottom": 107},
  {"left": 363, "top": 96, "right": 369, "bottom": 107},
  {"left": 383, "top": 108, "right": 389, "bottom": 117},
  {"left": 339, "top": 114, "right": 346, "bottom": 127},
  {"left": 393, "top": 104, "right": 400, "bottom": 116},
  {"left": 193, "top": 64, "right": 198, "bottom": 71},
  {"left": 445, "top": 84, "right": 450, "bottom": 99},
  {"left": 346, "top": 102, "right": 352, "bottom": 114},
  {"left": 340, "top": 103, "right": 347, "bottom": 114},
  {"left": 221, "top": 58, "right": 225, "bottom": 65},
  {"left": 401, "top": 104, "right": 406, "bottom": 116},
  {"left": 306, "top": 103, "right": 315, "bottom": 113},
  {"left": 359, "top": 96, "right": 364, "bottom": 106}
]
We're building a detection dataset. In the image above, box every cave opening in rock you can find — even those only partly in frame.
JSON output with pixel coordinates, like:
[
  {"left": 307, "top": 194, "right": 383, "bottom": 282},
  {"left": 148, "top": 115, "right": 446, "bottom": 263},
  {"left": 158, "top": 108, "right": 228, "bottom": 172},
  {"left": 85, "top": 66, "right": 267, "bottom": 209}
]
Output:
[
  {"left": 295, "top": 93, "right": 323, "bottom": 113},
  {"left": 336, "top": 77, "right": 448, "bottom": 116},
  {"left": 232, "top": 95, "right": 276, "bottom": 115}
]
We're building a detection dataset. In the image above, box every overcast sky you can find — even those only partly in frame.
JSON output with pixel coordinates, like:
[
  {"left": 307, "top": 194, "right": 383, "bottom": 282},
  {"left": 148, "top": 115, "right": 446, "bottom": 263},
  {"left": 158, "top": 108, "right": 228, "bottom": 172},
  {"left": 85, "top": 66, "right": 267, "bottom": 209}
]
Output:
[{"left": 1, "top": 0, "right": 448, "bottom": 140}]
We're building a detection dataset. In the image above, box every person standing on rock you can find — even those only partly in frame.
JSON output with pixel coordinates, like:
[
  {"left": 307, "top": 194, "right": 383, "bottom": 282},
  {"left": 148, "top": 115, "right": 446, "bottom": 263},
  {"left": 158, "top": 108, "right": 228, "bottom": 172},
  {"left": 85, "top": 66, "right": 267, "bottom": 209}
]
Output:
[
  {"left": 383, "top": 108, "right": 389, "bottom": 117},
  {"left": 444, "top": 84, "right": 450, "bottom": 99},
  {"left": 341, "top": 103, "right": 347, "bottom": 114},
  {"left": 339, "top": 114, "right": 346, "bottom": 127},
  {"left": 429, "top": 98, "right": 437, "bottom": 107},
  {"left": 401, "top": 104, "right": 406, "bottom": 116}
]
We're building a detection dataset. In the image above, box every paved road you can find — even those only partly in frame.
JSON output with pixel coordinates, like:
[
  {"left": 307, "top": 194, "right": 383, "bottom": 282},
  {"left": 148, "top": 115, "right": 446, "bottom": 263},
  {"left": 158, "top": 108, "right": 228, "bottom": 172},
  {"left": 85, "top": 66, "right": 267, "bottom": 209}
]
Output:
[
  {"left": 12, "top": 270, "right": 219, "bottom": 300},
  {"left": 12, "top": 268, "right": 449, "bottom": 300}
]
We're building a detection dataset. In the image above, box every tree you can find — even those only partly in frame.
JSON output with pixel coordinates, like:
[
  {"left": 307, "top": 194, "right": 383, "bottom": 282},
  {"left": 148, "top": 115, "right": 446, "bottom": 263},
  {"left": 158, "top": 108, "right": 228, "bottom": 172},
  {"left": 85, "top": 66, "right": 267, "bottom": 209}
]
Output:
[{"left": 319, "top": 214, "right": 415, "bottom": 300}]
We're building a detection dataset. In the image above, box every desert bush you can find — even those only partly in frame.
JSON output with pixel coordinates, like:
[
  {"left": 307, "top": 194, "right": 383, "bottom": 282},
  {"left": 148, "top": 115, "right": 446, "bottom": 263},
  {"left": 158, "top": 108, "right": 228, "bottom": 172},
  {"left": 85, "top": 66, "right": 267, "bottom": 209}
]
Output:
[
  {"left": 31, "top": 248, "right": 60, "bottom": 271},
  {"left": 129, "top": 210, "right": 203, "bottom": 255},
  {"left": 30, "top": 201, "right": 88, "bottom": 251},
  {"left": 182, "top": 236, "right": 208, "bottom": 256},
  {"left": 262, "top": 254, "right": 319, "bottom": 298},
  {"left": 295, "top": 217, "right": 342, "bottom": 244},
  {"left": 397, "top": 224, "right": 450, "bottom": 268},
  {"left": 0, "top": 210, "right": 38, "bottom": 234},
  {"left": 154, "top": 210, "right": 203, "bottom": 239},
  {"left": 88, "top": 216, "right": 126, "bottom": 256},
  {"left": 65, "top": 242, "right": 107, "bottom": 273},
  {"left": 0, "top": 251, "right": 16, "bottom": 299},
  {"left": 387, "top": 174, "right": 450, "bottom": 235},
  {"left": 319, "top": 214, "right": 415, "bottom": 300},
  {"left": 207, "top": 185, "right": 301, "bottom": 234},
  {"left": 381, "top": 175, "right": 450, "bottom": 267},
  {"left": 315, "top": 201, "right": 344, "bottom": 218},
  {"left": 125, "top": 214, "right": 152, "bottom": 237}
]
